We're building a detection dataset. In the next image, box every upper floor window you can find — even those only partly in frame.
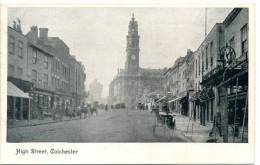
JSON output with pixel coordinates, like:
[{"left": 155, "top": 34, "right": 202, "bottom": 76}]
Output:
[
  {"left": 195, "top": 59, "right": 197, "bottom": 78},
  {"left": 8, "top": 36, "right": 15, "bottom": 55},
  {"left": 31, "top": 69, "right": 37, "bottom": 85},
  {"left": 198, "top": 55, "right": 201, "bottom": 76},
  {"left": 17, "top": 67, "right": 23, "bottom": 79},
  {"left": 32, "top": 49, "right": 37, "bottom": 64},
  {"left": 201, "top": 52, "right": 204, "bottom": 74},
  {"left": 18, "top": 41, "right": 24, "bottom": 58},
  {"left": 8, "top": 64, "right": 15, "bottom": 77},
  {"left": 210, "top": 41, "right": 214, "bottom": 66},
  {"left": 205, "top": 46, "right": 208, "bottom": 70},
  {"left": 229, "top": 36, "right": 235, "bottom": 49},
  {"left": 44, "top": 74, "right": 48, "bottom": 89},
  {"left": 51, "top": 76, "right": 55, "bottom": 86},
  {"left": 241, "top": 24, "right": 248, "bottom": 57},
  {"left": 44, "top": 56, "right": 48, "bottom": 69}
]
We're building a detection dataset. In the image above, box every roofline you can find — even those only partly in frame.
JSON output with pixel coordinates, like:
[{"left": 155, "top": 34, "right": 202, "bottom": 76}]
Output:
[
  {"left": 8, "top": 26, "right": 28, "bottom": 39},
  {"left": 28, "top": 42, "right": 54, "bottom": 57},
  {"left": 195, "top": 23, "right": 223, "bottom": 53},
  {"left": 223, "top": 8, "right": 243, "bottom": 27}
]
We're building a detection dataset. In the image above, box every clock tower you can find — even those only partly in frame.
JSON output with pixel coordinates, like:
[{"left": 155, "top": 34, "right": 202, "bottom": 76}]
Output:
[{"left": 125, "top": 13, "right": 140, "bottom": 74}]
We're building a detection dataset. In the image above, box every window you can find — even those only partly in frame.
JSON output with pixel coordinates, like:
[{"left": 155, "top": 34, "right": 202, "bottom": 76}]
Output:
[
  {"left": 31, "top": 70, "right": 37, "bottom": 85},
  {"left": 32, "top": 49, "right": 37, "bottom": 64},
  {"left": 241, "top": 24, "right": 248, "bottom": 57},
  {"left": 198, "top": 55, "right": 200, "bottom": 76},
  {"left": 205, "top": 46, "right": 208, "bottom": 70},
  {"left": 39, "top": 79, "right": 42, "bottom": 88},
  {"left": 8, "top": 36, "right": 15, "bottom": 55},
  {"left": 18, "top": 41, "right": 23, "bottom": 58},
  {"left": 201, "top": 52, "right": 204, "bottom": 74},
  {"left": 44, "top": 74, "right": 48, "bottom": 89},
  {"left": 17, "top": 67, "right": 23, "bottom": 79},
  {"left": 44, "top": 56, "right": 48, "bottom": 69},
  {"left": 195, "top": 60, "right": 197, "bottom": 78},
  {"left": 229, "top": 36, "right": 235, "bottom": 49},
  {"left": 210, "top": 42, "right": 214, "bottom": 66},
  {"left": 51, "top": 76, "right": 54, "bottom": 86},
  {"left": 8, "top": 64, "right": 15, "bottom": 77}
]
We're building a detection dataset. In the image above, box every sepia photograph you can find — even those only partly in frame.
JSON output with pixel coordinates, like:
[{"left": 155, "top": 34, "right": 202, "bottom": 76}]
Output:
[{"left": 5, "top": 7, "right": 250, "bottom": 143}]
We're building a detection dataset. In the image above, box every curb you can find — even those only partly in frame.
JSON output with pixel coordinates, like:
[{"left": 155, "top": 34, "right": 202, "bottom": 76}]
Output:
[{"left": 7, "top": 115, "right": 101, "bottom": 129}]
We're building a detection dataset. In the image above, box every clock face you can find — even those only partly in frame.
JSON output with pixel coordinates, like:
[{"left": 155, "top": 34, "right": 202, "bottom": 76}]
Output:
[{"left": 131, "top": 55, "right": 136, "bottom": 60}]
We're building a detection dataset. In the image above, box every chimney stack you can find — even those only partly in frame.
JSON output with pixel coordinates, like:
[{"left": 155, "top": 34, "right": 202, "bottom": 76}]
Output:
[
  {"left": 31, "top": 26, "right": 38, "bottom": 42},
  {"left": 39, "top": 28, "right": 48, "bottom": 41}
]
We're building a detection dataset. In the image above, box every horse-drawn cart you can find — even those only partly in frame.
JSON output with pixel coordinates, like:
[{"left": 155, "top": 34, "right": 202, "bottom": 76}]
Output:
[{"left": 151, "top": 108, "right": 177, "bottom": 138}]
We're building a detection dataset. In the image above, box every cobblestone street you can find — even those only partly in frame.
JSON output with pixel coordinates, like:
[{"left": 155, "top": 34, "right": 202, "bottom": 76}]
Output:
[{"left": 7, "top": 109, "right": 195, "bottom": 142}]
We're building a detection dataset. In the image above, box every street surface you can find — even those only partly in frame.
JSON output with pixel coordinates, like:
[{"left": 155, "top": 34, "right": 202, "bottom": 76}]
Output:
[{"left": 7, "top": 109, "right": 190, "bottom": 142}]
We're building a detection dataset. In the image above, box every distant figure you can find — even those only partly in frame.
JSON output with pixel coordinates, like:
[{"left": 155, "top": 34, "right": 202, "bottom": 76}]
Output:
[{"left": 105, "top": 104, "right": 108, "bottom": 112}]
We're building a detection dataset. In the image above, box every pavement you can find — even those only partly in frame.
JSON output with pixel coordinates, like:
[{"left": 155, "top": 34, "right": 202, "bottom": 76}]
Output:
[{"left": 7, "top": 109, "right": 215, "bottom": 142}]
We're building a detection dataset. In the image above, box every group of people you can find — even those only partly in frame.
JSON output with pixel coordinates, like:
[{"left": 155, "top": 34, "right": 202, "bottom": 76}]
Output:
[{"left": 47, "top": 101, "right": 100, "bottom": 121}]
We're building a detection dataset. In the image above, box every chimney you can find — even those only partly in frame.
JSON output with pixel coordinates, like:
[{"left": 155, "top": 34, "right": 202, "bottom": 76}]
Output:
[
  {"left": 187, "top": 49, "right": 193, "bottom": 55},
  {"left": 39, "top": 28, "right": 48, "bottom": 41},
  {"left": 29, "top": 26, "right": 38, "bottom": 42}
]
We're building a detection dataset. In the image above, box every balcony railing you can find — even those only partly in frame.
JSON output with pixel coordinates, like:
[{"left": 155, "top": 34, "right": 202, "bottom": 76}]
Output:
[{"left": 202, "top": 64, "right": 223, "bottom": 82}]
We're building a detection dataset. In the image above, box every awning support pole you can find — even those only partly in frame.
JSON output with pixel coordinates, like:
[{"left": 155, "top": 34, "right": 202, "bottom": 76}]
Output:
[
  {"left": 233, "top": 77, "right": 239, "bottom": 142},
  {"left": 28, "top": 99, "right": 31, "bottom": 125},
  {"left": 13, "top": 97, "right": 16, "bottom": 119},
  {"left": 241, "top": 90, "right": 248, "bottom": 142}
]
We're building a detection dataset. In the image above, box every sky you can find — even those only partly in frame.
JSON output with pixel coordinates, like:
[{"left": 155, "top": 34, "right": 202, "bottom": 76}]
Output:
[{"left": 8, "top": 7, "right": 232, "bottom": 98}]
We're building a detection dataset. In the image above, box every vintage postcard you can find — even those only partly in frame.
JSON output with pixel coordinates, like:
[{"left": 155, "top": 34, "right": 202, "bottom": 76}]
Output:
[{"left": 0, "top": 0, "right": 255, "bottom": 164}]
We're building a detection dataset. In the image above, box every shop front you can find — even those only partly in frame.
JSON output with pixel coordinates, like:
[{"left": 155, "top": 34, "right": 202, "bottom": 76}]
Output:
[{"left": 7, "top": 81, "right": 32, "bottom": 120}]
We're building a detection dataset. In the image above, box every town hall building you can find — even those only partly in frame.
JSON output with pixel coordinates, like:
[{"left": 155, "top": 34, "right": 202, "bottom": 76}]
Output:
[{"left": 108, "top": 14, "right": 165, "bottom": 109}]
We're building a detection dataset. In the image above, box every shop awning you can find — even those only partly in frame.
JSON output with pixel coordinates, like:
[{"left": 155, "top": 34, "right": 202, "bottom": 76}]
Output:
[
  {"left": 168, "top": 96, "right": 182, "bottom": 103},
  {"left": 7, "top": 81, "right": 31, "bottom": 98},
  {"left": 156, "top": 96, "right": 167, "bottom": 103}
]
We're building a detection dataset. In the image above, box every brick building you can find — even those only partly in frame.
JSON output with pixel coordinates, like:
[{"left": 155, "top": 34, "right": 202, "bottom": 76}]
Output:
[
  {"left": 200, "top": 8, "right": 248, "bottom": 142},
  {"left": 7, "top": 22, "right": 87, "bottom": 121},
  {"left": 192, "top": 23, "right": 225, "bottom": 126},
  {"left": 7, "top": 21, "right": 32, "bottom": 120},
  {"left": 163, "top": 50, "right": 194, "bottom": 116}
]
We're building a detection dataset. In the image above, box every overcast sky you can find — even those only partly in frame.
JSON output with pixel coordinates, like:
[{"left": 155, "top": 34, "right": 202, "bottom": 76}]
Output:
[{"left": 8, "top": 7, "right": 232, "bottom": 97}]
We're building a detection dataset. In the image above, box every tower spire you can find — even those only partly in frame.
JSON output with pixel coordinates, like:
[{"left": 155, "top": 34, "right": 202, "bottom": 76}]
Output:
[{"left": 132, "top": 13, "right": 135, "bottom": 20}]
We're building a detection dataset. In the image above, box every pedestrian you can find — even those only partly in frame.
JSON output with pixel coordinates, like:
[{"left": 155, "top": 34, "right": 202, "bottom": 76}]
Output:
[{"left": 209, "top": 111, "right": 222, "bottom": 137}]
